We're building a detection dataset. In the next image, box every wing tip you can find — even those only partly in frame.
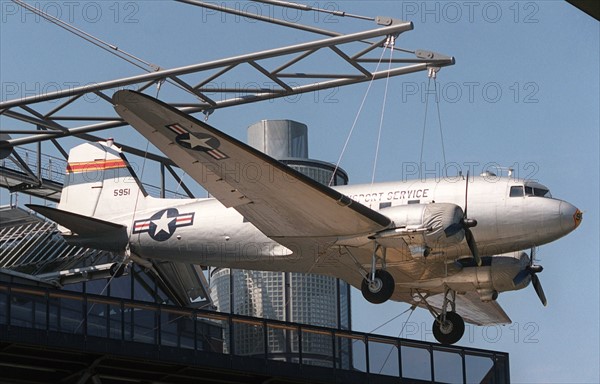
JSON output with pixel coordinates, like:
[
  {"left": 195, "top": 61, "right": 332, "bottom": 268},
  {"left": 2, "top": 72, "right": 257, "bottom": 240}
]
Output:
[
  {"left": 26, "top": 204, "right": 125, "bottom": 234},
  {"left": 112, "top": 89, "right": 136, "bottom": 106}
]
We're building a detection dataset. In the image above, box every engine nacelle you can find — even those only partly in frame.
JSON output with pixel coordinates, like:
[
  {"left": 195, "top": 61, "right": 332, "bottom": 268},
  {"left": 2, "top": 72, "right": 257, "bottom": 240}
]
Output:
[
  {"left": 489, "top": 252, "right": 532, "bottom": 292},
  {"left": 444, "top": 252, "right": 531, "bottom": 301},
  {"left": 377, "top": 203, "right": 465, "bottom": 250}
]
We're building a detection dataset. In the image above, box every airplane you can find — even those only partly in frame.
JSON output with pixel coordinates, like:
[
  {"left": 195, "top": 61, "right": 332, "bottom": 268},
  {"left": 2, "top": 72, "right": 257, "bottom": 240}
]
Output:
[{"left": 27, "top": 90, "right": 583, "bottom": 345}]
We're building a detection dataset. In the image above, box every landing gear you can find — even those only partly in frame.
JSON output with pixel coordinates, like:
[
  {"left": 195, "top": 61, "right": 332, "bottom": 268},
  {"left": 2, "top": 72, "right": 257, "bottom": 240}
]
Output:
[
  {"left": 361, "top": 269, "right": 395, "bottom": 304},
  {"left": 416, "top": 287, "right": 466, "bottom": 345},
  {"left": 360, "top": 244, "right": 395, "bottom": 304},
  {"left": 432, "top": 312, "right": 465, "bottom": 345}
]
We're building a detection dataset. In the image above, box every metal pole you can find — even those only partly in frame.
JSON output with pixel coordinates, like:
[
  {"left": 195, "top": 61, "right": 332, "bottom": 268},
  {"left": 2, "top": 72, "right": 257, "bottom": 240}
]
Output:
[
  {"left": 176, "top": 0, "right": 348, "bottom": 37},
  {"left": 36, "top": 126, "right": 42, "bottom": 183},
  {"left": 0, "top": 22, "right": 413, "bottom": 109},
  {"left": 160, "top": 164, "right": 166, "bottom": 199}
]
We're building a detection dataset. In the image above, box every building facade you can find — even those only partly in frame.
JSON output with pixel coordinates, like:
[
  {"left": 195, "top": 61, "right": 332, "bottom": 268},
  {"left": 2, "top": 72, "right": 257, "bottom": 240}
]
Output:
[{"left": 210, "top": 120, "right": 351, "bottom": 367}]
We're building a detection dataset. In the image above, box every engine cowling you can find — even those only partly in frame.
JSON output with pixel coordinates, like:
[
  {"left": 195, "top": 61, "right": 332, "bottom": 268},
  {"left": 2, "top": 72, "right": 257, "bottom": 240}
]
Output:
[
  {"left": 488, "top": 252, "right": 531, "bottom": 293},
  {"left": 378, "top": 203, "right": 465, "bottom": 249},
  {"left": 443, "top": 252, "right": 530, "bottom": 301}
]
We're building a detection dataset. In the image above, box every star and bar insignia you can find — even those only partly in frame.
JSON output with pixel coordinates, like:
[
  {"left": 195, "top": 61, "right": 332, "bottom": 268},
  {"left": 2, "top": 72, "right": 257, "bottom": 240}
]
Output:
[
  {"left": 132, "top": 208, "right": 194, "bottom": 242},
  {"left": 167, "top": 123, "right": 228, "bottom": 160}
]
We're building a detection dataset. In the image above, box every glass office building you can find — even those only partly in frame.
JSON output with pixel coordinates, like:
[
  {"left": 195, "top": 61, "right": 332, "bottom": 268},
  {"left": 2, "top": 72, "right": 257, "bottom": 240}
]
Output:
[{"left": 210, "top": 120, "right": 351, "bottom": 367}]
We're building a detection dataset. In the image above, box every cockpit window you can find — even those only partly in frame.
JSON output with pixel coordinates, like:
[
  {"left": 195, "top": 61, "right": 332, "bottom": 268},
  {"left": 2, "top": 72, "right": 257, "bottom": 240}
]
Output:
[
  {"left": 510, "top": 186, "right": 524, "bottom": 197},
  {"left": 511, "top": 184, "right": 552, "bottom": 198},
  {"left": 524, "top": 184, "right": 552, "bottom": 198}
]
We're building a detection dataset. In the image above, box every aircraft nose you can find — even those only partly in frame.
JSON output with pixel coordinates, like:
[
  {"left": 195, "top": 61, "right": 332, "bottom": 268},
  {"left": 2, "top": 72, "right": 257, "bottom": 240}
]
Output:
[{"left": 559, "top": 201, "right": 582, "bottom": 232}]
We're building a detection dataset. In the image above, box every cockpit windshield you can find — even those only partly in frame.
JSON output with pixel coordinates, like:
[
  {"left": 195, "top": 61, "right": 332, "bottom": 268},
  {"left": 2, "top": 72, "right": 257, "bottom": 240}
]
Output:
[
  {"left": 525, "top": 185, "right": 551, "bottom": 197},
  {"left": 510, "top": 183, "right": 552, "bottom": 198}
]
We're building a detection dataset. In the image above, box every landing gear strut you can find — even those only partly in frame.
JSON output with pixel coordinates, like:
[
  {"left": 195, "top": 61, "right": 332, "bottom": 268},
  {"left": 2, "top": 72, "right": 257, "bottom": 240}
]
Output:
[
  {"left": 361, "top": 245, "right": 395, "bottom": 304},
  {"left": 417, "top": 288, "right": 465, "bottom": 345}
]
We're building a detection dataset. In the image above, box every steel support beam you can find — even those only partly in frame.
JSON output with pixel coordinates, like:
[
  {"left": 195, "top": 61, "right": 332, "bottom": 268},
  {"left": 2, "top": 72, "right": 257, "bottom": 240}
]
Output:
[{"left": 0, "top": 21, "right": 415, "bottom": 110}]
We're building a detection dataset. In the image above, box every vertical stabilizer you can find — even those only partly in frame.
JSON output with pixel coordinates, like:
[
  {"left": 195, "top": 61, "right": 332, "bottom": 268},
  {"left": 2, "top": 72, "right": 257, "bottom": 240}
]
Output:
[{"left": 58, "top": 140, "right": 146, "bottom": 220}]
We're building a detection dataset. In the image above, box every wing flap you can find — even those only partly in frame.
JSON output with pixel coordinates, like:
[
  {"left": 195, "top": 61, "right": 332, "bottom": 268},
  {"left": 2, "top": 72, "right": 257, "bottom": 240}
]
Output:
[
  {"left": 113, "top": 90, "right": 391, "bottom": 239},
  {"left": 427, "top": 291, "right": 511, "bottom": 325}
]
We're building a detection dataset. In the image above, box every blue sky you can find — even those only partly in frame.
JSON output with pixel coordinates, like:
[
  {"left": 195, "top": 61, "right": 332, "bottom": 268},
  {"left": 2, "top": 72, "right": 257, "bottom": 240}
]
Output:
[{"left": 1, "top": 1, "right": 598, "bottom": 382}]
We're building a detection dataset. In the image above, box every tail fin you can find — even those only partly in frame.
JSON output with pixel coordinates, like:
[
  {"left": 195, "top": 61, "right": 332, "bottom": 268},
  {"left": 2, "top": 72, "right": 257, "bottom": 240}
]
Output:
[{"left": 58, "top": 140, "right": 147, "bottom": 221}]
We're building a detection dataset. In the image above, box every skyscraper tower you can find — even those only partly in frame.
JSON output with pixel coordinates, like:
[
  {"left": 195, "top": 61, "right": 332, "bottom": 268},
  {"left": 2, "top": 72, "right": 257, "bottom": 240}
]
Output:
[{"left": 210, "top": 120, "right": 351, "bottom": 367}]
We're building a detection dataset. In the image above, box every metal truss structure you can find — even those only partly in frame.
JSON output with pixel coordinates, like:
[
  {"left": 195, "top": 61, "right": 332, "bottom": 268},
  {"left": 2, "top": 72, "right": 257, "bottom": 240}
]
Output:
[{"left": 1, "top": 0, "right": 454, "bottom": 200}]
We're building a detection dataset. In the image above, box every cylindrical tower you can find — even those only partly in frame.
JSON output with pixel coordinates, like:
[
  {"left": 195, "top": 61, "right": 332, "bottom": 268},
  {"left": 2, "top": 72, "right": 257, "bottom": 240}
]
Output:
[{"left": 210, "top": 120, "right": 351, "bottom": 367}]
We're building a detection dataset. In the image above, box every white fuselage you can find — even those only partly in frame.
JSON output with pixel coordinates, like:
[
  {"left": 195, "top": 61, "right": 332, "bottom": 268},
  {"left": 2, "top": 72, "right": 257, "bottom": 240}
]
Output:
[{"left": 120, "top": 176, "right": 579, "bottom": 270}]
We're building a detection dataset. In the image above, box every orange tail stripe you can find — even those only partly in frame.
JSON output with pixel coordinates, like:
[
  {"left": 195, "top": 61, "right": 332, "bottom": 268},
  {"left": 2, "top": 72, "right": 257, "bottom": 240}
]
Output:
[{"left": 67, "top": 159, "right": 127, "bottom": 173}]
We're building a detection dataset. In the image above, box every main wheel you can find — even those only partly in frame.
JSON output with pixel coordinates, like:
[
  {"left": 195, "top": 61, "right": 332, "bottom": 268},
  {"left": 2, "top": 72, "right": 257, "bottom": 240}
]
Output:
[
  {"left": 432, "top": 312, "right": 465, "bottom": 345},
  {"left": 361, "top": 270, "right": 395, "bottom": 304}
]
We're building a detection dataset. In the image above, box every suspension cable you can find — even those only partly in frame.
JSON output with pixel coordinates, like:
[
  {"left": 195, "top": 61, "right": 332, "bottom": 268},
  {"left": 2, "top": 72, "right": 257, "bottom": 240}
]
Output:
[
  {"left": 12, "top": 0, "right": 157, "bottom": 72},
  {"left": 419, "top": 70, "right": 447, "bottom": 179},
  {"left": 370, "top": 36, "right": 395, "bottom": 191},
  {"left": 418, "top": 77, "right": 432, "bottom": 179},
  {"left": 180, "top": 0, "right": 415, "bottom": 55},
  {"left": 328, "top": 42, "right": 389, "bottom": 186},
  {"left": 378, "top": 306, "right": 416, "bottom": 374},
  {"left": 253, "top": 0, "right": 376, "bottom": 21},
  {"left": 435, "top": 78, "right": 448, "bottom": 176},
  {"left": 366, "top": 306, "right": 413, "bottom": 335},
  {"left": 11, "top": 0, "right": 210, "bottom": 103}
]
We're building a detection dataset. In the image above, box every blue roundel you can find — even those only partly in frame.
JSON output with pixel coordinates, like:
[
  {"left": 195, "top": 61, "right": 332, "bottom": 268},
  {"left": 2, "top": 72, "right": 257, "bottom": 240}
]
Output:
[
  {"left": 132, "top": 208, "right": 195, "bottom": 242},
  {"left": 147, "top": 208, "right": 180, "bottom": 241}
]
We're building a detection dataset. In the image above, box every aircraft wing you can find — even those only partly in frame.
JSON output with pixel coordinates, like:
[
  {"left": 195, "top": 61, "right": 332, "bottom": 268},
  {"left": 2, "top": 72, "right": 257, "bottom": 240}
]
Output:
[
  {"left": 425, "top": 291, "right": 511, "bottom": 325},
  {"left": 310, "top": 246, "right": 511, "bottom": 325},
  {"left": 113, "top": 90, "right": 391, "bottom": 243}
]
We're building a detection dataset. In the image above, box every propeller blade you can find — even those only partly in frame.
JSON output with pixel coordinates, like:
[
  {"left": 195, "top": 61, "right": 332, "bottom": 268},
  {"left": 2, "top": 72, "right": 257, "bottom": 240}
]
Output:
[
  {"left": 531, "top": 274, "right": 548, "bottom": 306},
  {"left": 513, "top": 269, "right": 530, "bottom": 286},
  {"left": 464, "top": 171, "right": 469, "bottom": 218},
  {"left": 444, "top": 223, "right": 463, "bottom": 237},
  {"left": 464, "top": 228, "right": 481, "bottom": 266}
]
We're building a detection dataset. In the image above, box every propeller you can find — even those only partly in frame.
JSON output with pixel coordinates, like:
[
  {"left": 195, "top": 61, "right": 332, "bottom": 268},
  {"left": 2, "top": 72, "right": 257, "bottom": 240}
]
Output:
[
  {"left": 513, "top": 247, "right": 547, "bottom": 306},
  {"left": 445, "top": 171, "right": 481, "bottom": 266}
]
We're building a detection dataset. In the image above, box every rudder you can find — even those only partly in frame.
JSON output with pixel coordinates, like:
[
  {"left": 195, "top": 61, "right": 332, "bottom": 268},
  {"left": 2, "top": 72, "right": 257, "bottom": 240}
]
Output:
[{"left": 58, "top": 140, "right": 146, "bottom": 221}]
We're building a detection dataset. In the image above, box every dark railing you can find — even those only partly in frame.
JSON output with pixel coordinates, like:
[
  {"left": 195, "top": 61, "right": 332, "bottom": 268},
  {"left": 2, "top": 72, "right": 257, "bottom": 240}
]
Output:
[{"left": 0, "top": 281, "right": 509, "bottom": 383}]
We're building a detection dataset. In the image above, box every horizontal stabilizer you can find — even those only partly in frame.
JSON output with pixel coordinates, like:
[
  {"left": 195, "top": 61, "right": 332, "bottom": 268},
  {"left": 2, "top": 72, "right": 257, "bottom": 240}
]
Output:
[{"left": 26, "top": 204, "right": 125, "bottom": 236}]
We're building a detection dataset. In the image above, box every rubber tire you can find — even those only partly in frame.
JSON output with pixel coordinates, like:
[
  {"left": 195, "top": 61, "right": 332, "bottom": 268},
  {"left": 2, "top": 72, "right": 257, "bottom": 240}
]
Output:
[
  {"left": 433, "top": 312, "right": 465, "bottom": 345},
  {"left": 361, "top": 270, "right": 395, "bottom": 304}
]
